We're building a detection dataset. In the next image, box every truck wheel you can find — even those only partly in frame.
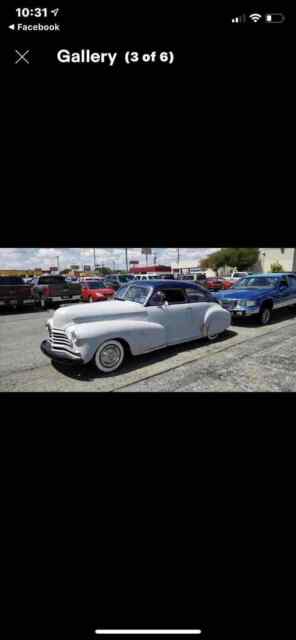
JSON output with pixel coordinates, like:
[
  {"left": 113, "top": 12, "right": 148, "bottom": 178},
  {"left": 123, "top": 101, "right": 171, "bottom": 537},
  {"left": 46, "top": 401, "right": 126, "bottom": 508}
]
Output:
[
  {"left": 94, "top": 340, "right": 125, "bottom": 373},
  {"left": 259, "top": 305, "right": 272, "bottom": 325}
]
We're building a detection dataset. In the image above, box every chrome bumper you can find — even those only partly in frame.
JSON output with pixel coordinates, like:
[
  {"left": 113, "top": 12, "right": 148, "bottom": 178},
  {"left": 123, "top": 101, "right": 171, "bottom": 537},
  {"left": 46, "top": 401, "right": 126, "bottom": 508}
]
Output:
[
  {"left": 231, "top": 306, "right": 260, "bottom": 317},
  {"left": 40, "top": 339, "right": 83, "bottom": 363}
]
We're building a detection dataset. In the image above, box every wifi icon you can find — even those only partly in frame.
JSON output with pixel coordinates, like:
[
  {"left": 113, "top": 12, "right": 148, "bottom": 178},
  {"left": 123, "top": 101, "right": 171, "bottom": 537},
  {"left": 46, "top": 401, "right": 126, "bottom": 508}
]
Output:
[{"left": 249, "top": 13, "right": 262, "bottom": 22}]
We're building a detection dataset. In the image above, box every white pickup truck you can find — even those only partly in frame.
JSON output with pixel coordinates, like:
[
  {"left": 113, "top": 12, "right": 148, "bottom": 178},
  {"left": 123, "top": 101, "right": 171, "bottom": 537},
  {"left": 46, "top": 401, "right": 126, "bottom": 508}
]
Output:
[{"left": 227, "top": 270, "right": 249, "bottom": 283}]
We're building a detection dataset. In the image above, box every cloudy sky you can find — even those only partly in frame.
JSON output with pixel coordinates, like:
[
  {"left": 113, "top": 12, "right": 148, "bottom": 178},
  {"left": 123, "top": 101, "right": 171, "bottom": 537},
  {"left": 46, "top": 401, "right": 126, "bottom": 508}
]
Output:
[{"left": 0, "top": 248, "right": 218, "bottom": 270}]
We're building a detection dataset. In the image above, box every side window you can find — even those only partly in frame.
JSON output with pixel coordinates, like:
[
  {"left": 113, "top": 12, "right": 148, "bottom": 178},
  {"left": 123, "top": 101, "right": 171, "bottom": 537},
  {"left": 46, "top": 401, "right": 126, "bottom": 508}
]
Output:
[
  {"left": 279, "top": 276, "right": 289, "bottom": 288},
  {"left": 288, "top": 276, "right": 296, "bottom": 290},
  {"left": 161, "top": 288, "right": 186, "bottom": 305},
  {"left": 185, "top": 288, "right": 208, "bottom": 303}
]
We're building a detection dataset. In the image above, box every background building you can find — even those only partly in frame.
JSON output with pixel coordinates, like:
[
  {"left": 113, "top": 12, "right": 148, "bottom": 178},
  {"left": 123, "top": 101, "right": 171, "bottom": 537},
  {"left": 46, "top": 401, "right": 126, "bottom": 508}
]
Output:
[
  {"left": 256, "top": 248, "right": 296, "bottom": 272},
  {"left": 129, "top": 265, "right": 171, "bottom": 275},
  {"left": 171, "top": 260, "right": 216, "bottom": 278}
]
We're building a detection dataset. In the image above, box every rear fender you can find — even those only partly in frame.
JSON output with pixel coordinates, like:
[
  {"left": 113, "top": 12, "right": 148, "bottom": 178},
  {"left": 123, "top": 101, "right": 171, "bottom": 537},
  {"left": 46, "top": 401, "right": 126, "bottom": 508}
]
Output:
[{"left": 202, "top": 305, "right": 231, "bottom": 337}]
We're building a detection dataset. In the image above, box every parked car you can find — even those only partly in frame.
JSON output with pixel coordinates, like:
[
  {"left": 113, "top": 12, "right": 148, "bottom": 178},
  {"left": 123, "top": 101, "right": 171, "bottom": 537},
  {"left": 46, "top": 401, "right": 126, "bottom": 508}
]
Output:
[
  {"left": 206, "top": 277, "right": 225, "bottom": 291},
  {"left": 40, "top": 280, "right": 231, "bottom": 373},
  {"left": 221, "top": 277, "right": 236, "bottom": 290},
  {"left": 31, "top": 275, "right": 82, "bottom": 308},
  {"left": 0, "top": 276, "right": 35, "bottom": 310},
  {"left": 103, "top": 274, "right": 135, "bottom": 290},
  {"left": 81, "top": 280, "right": 115, "bottom": 303},
  {"left": 215, "top": 273, "right": 296, "bottom": 325},
  {"left": 134, "top": 274, "right": 159, "bottom": 281},
  {"left": 222, "top": 271, "right": 249, "bottom": 287}
]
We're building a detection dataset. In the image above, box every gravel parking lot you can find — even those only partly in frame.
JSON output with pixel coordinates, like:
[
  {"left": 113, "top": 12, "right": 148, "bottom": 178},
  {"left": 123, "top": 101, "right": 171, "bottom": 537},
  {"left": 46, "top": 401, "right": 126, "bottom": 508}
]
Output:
[{"left": 0, "top": 305, "right": 295, "bottom": 392}]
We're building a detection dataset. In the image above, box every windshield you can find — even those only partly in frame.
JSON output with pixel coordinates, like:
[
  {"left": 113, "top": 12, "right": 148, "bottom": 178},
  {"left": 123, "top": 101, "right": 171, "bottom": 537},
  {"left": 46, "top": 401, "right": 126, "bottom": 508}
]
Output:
[
  {"left": 233, "top": 277, "right": 276, "bottom": 289},
  {"left": 118, "top": 275, "right": 131, "bottom": 283},
  {"left": 87, "top": 282, "right": 105, "bottom": 289},
  {"left": 115, "top": 285, "right": 150, "bottom": 304}
]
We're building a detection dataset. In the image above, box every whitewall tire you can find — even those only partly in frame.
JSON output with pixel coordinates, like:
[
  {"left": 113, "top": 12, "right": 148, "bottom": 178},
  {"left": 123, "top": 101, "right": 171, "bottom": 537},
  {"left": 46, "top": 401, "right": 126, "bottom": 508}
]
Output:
[
  {"left": 94, "top": 340, "right": 125, "bottom": 373},
  {"left": 208, "top": 332, "right": 219, "bottom": 341}
]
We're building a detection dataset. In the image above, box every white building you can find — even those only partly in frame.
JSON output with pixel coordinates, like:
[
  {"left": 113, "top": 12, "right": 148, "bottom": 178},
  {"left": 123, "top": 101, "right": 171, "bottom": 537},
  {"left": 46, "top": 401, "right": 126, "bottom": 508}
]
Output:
[
  {"left": 171, "top": 260, "right": 216, "bottom": 278},
  {"left": 256, "top": 248, "right": 296, "bottom": 272}
]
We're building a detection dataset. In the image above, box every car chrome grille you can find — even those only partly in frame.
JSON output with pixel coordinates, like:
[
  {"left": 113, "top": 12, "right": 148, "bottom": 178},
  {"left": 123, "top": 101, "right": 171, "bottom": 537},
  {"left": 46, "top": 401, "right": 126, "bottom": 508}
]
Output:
[
  {"left": 48, "top": 327, "right": 73, "bottom": 352},
  {"left": 221, "top": 299, "right": 238, "bottom": 310}
]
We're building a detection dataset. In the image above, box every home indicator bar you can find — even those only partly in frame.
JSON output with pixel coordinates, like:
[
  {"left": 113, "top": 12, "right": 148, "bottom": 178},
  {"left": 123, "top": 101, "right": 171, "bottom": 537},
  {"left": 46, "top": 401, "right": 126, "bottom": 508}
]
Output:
[{"left": 95, "top": 632, "right": 202, "bottom": 636}]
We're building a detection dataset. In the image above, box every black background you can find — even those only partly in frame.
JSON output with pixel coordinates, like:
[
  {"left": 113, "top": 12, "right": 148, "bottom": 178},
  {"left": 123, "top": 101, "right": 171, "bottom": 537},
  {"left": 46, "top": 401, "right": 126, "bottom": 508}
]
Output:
[{"left": 3, "top": 3, "right": 295, "bottom": 639}]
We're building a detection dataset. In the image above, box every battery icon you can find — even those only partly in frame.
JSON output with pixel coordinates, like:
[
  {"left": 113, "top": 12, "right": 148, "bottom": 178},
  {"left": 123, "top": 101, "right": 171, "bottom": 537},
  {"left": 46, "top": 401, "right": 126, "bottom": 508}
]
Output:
[{"left": 265, "top": 13, "right": 286, "bottom": 23}]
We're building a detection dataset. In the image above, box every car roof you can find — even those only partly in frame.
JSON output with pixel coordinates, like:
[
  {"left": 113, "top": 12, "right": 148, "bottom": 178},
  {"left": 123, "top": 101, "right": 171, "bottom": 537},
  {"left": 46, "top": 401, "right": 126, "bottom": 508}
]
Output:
[{"left": 123, "top": 279, "right": 206, "bottom": 290}]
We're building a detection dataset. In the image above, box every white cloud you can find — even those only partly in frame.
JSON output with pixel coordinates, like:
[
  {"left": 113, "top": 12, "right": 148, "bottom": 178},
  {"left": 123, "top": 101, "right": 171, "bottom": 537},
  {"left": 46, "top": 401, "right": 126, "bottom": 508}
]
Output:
[{"left": 0, "top": 247, "right": 218, "bottom": 270}]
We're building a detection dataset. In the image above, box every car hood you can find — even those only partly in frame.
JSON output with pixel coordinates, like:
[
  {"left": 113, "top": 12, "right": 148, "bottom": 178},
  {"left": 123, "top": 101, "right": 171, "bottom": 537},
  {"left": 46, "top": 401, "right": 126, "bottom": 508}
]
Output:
[
  {"left": 50, "top": 300, "right": 146, "bottom": 329},
  {"left": 215, "top": 287, "right": 275, "bottom": 301}
]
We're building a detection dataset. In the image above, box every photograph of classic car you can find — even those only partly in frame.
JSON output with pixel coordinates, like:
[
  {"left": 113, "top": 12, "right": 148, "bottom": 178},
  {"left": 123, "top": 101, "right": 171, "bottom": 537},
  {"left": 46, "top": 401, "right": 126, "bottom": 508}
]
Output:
[
  {"left": 1, "top": 247, "right": 295, "bottom": 392},
  {"left": 40, "top": 281, "right": 231, "bottom": 373}
]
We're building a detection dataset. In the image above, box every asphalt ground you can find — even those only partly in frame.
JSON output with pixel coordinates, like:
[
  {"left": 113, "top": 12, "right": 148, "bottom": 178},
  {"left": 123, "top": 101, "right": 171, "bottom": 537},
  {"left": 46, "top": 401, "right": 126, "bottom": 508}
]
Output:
[{"left": 0, "top": 305, "right": 295, "bottom": 392}]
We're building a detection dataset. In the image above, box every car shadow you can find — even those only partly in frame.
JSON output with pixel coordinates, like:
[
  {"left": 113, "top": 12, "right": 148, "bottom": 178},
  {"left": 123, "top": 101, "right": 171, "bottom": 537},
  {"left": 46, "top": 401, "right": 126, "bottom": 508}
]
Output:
[{"left": 51, "top": 329, "right": 237, "bottom": 382}]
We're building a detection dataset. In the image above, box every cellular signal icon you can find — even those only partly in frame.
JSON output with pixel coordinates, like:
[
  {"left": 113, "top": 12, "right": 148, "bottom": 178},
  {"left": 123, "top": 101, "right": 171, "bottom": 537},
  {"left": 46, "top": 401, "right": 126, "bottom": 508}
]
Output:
[{"left": 232, "top": 14, "right": 246, "bottom": 23}]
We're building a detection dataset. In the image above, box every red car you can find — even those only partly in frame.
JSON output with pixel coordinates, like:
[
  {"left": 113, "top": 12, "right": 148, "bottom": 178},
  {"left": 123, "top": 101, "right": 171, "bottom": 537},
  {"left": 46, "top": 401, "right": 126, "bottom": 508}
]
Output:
[
  {"left": 206, "top": 277, "right": 224, "bottom": 291},
  {"left": 221, "top": 278, "right": 235, "bottom": 290},
  {"left": 81, "top": 280, "right": 115, "bottom": 303}
]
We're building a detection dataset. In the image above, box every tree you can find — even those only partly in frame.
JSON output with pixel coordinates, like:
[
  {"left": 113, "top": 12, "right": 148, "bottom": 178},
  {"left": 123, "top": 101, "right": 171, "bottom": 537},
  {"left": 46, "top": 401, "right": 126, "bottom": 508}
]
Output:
[
  {"left": 200, "top": 248, "right": 259, "bottom": 274},
  {"left": 97, "top": 267, "right": 112, "bottom": 276},
  {"left": 270, "top": 261, "right": 284, "bottom": 273}
]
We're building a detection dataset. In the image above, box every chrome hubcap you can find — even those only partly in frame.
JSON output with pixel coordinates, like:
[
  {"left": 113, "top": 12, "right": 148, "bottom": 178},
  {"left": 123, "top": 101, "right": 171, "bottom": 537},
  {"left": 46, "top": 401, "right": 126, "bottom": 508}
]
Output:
[{"left": 100, "top": 345, "right": 122, "bottom": 368}]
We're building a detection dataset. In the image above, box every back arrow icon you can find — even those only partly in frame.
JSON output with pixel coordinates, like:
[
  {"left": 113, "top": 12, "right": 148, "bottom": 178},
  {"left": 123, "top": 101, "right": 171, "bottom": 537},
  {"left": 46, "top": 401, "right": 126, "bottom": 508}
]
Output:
[{"left": 9, "top": 24, "right": 15, "bottom": 30}]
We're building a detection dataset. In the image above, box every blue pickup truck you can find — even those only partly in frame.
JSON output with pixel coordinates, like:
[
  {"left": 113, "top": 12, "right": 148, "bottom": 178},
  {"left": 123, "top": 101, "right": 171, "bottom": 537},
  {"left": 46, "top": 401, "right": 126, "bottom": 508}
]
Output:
[{"left": 215, "top": 273, "right": 296, "bottom": 325}]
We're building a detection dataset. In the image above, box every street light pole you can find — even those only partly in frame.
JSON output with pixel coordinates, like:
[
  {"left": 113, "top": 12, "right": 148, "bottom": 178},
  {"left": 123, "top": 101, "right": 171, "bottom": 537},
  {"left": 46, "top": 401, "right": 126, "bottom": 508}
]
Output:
[
  {"left": 56, "top": 256, "right": 60, "bottom": 271},
  {"left": 93, "top": 248, "right": 96, "bottom": 271},
  {"left": 177, "top": 248, "right": 180, "bottom": 265},
  {"left": 125, "top": 248, "right": 129, "bottom": 272}
]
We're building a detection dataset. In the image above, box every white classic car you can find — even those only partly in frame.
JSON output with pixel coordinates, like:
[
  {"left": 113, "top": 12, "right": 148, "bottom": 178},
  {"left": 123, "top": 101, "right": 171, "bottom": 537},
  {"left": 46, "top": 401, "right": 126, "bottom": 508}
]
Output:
[{"left": 41, "top": 281, "right": 231, "bottom": 373}]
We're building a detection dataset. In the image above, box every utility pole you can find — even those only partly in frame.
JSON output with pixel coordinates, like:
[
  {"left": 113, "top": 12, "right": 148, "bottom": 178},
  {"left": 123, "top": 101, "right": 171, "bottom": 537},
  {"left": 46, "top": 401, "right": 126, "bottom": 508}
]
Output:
[
  {"left": 125, "top": 248, "right": 128, "bottom": 272},
  {"left": 93, "top": 248, "right": 96, "bottom": 271},
  {"left": 177, "top": 248, "right": 180, "bottom": 265},
  {"left": 56, "top": 256, "right": 60, "bottom": 271}
]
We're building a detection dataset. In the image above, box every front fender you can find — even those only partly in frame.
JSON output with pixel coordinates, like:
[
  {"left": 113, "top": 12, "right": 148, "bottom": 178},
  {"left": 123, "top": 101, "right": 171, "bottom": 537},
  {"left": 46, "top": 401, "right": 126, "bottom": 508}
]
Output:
[
  {"left": 202, "top": 304, "right": 231, "bottom": 337},
  {"left": 73, "top": 319, "right": 166, "bottom": 361}
]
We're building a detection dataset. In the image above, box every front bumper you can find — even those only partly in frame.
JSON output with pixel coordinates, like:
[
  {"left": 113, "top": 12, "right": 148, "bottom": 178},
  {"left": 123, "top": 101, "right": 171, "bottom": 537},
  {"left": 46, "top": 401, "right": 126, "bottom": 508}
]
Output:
[
  {"left": 40, "top": 339, "right": 84, "bottom": 364},
  {"left": 231, "top": 305, "right": 260, "bottom": 317},
  {"left": 0, "top": 299, "right": 35, "bottom": 306}
]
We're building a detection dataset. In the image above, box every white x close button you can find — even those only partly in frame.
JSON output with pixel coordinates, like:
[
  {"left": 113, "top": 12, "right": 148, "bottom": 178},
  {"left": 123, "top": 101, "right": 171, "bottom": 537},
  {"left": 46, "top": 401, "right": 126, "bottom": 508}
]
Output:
[{"left": 14, "top": 49, "right": 30, "bottom": 64}]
